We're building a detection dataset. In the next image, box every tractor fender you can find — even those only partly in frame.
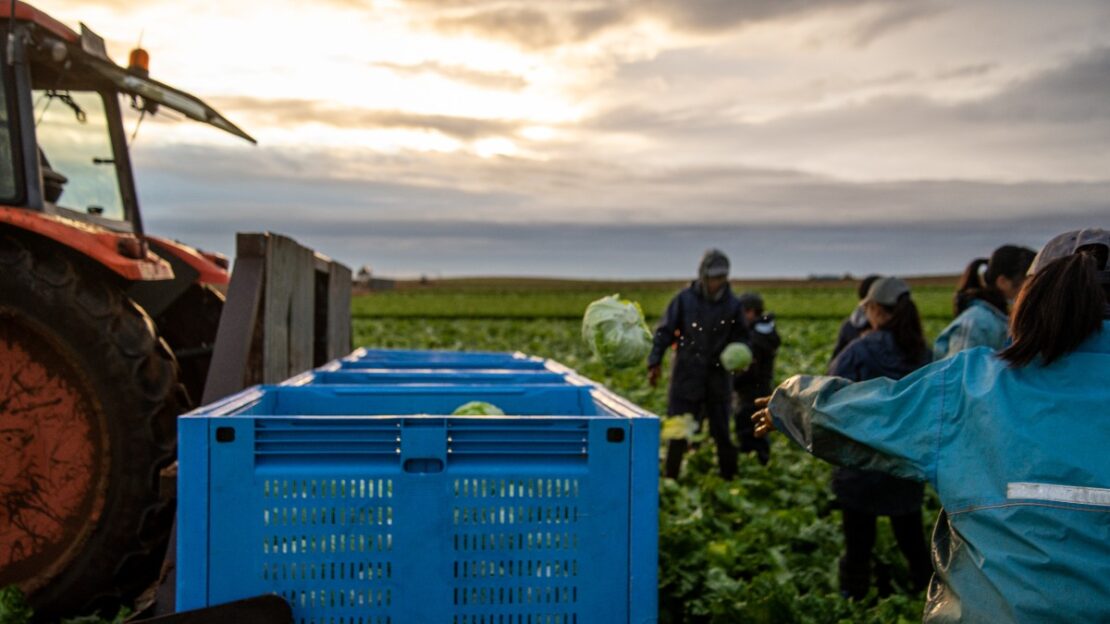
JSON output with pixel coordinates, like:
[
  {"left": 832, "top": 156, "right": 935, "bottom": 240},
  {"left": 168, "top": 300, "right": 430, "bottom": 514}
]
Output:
[
  {"left": 147, "top": 236, "right": 230, "bottom": 287},
  {"left": 0, "top": 206, "right": 173, "bottom": 281}
]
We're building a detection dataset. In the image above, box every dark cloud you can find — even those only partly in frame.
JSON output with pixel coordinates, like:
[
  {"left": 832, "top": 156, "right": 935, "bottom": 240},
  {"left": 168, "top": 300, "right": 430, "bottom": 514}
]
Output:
[
  {"left": 432, "top": 8, "right": 567, "bottom": 49},
  {"left": 935, "top": 63, "right": 997, "bottom": 81},
  {"left": 372, "top": 61, "right": 528, "bottom": 90},
  {"left": 407, "top": 0, "right": 936, "bottom": 50},
  {"left": 639, "top": 0, "right": 872, "bottom": 34},
  {"left": 132, "top": 140, "right": 1110, "bottom": 227},
  {"left": 146, "top": 208, "right": 1104, "bottom": 280},
  {"left": 208, "top": 96, "right": 522, "bottom": 139},
  {"left": 427, "top": 4, "right": 625, "bottom": 50},
  {"left": 974, "top": 47, "right": 1110, "bottom": 122},
  {"left": 587, "top": 46, "right": 1110, "bottom": 179},
  {"left": 849, "top": 2, "right": 947, "bottom": 47}
]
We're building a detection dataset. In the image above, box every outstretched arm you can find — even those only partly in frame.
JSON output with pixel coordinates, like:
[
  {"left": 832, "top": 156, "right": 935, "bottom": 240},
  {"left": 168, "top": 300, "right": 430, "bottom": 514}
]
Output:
[{"left": 753, "top": 360, "right": 956, "bottom": 484}]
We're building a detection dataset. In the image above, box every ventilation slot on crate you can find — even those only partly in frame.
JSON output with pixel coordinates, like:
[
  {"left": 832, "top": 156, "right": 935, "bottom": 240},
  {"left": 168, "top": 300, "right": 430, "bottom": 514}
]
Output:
[
  {"left": 255, "top": 420, "right": 401, "bottom": 464},
  {"left": 450, "top": 610, "right": 579, "bottom": 623},
  {"left": 288, "top": 611, "right": 393, "bottom": 624},
  {"left": 451, "top": 478, "right": 580, "bottom": 621},
  {"left": 260, "top": 477, "right": 396, "bottom": 620},
  {"left": 447, "top": 423, "right": 588, "bottom": 464}
]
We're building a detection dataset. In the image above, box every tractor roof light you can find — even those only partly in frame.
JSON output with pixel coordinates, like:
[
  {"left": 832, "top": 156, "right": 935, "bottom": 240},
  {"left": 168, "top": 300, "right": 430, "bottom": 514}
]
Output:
[{"left": 128, "top": 47, "right": 149, "bottom": 78}]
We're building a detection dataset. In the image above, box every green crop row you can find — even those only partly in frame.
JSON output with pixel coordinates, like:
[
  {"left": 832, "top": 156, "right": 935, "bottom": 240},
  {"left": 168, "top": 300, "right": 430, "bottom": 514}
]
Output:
[{"left": 352, "top": 285, "right": 957, "bottom": 321}]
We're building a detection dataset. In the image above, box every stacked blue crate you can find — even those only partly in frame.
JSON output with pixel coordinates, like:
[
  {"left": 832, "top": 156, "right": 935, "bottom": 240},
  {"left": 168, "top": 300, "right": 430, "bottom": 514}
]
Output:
[{"left": 177, "top": 349, "right": 659, "bottom": 624}]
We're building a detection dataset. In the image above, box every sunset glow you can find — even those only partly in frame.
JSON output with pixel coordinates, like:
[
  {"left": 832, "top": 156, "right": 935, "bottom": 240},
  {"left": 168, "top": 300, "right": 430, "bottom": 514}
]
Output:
[{"left": 33, "top": 0, "right": 1110, "bottom": 277}]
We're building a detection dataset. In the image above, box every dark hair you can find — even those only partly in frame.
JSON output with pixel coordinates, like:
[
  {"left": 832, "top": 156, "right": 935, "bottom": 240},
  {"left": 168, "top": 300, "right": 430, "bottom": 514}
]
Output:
[
  {"left": 878, "top": 293, "right": 928, "bottom": 361},
  {"left": 857, "top": 274, "right": 881, "bottom": 300},
  {"left": 953, "top": 245, "right": 1036, "bottom": 315},
  {"left": 1000, "top": 252, "right": 1107, "bottom": 367}
]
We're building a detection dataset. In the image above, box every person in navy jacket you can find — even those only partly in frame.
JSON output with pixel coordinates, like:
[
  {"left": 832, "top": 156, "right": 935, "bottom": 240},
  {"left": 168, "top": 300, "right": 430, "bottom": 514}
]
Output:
[{"left": 648, "top": 249, "right": 750, "bottom": 479}]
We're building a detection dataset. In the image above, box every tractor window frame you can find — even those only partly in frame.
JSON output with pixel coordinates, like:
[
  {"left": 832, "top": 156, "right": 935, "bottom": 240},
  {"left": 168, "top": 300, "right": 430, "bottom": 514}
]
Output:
[
  {"left": 27, "top": 61, "right": 142, "bottom": 233},
  {"left": 0, "top": 27, "right": 27, "bottom": 206},
  {"left": 34, "top": 88, "right": 127, "bottom": 222}
]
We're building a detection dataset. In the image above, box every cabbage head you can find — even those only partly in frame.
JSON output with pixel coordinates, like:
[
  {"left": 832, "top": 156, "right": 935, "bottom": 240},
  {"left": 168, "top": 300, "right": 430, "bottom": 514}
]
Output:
[
  {"left": 452, "top": 401, "right": 505, "bottom": 416},
  {"left": 720, "top": 342, "right": 753, "bottom": 372},
  {"left": 581, "top": 294, "right": 653, "bottom": 368},
  {"left": 660, "top": 414, "right": 699, "bottom": 441}
]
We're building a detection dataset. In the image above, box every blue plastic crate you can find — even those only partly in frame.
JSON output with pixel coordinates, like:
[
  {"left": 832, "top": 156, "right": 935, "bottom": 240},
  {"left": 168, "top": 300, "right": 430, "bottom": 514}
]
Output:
[
  {"left": 177, "top": 353, "right": 659, "bottom": 624},
  {"left": 289, "top": 370, "right": 572, "bottom": 386},
  {"left": 338, "top": 348, "right": 549, "bottom": 370}
]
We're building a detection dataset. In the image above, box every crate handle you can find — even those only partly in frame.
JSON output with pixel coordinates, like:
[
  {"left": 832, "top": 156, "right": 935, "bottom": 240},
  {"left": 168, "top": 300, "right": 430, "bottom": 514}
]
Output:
[{"left": 403, "top": 458, "right": 445, "bottom": 474}]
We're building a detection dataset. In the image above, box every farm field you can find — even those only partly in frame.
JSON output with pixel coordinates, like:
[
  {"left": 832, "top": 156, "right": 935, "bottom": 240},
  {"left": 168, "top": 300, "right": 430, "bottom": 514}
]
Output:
[{"left": 353, "top": 279, "right": 955, "bottom": 624}]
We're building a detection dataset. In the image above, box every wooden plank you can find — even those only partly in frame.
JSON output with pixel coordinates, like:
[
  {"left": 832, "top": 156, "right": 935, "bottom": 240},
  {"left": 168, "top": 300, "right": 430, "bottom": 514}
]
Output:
[
  {"left": 261, "top": 233, "right": 315, "bottom": 383},
  {"left": 327, "top": 260, "right": 352, "bottom": 360},
  {"left": 201, "top": 252, "right": 263, "bottom": 404}
]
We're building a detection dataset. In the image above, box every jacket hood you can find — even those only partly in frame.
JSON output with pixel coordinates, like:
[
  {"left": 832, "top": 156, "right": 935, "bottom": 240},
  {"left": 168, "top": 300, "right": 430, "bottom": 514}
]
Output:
[
  {"left": 698, "top": 249, "right": 730, "bottom": 281},
  {"left": 696, "top": 249, "right": 731, "bottom": 301}
]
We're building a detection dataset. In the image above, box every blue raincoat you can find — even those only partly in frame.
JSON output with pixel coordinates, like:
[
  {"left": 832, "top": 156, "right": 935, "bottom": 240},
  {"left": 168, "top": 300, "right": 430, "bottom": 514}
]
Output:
[
  {"left": 768, "top": 321, "right": 1110, "bottom": 623},
  {"left": 933, "top": 299, "right": 1008, "bottom": 360}
]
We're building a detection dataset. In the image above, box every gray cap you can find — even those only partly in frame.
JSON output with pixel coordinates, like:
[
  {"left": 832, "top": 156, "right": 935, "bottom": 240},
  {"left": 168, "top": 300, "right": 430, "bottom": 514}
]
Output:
[
  {"left": 700, "top": 248, "right": 730, "bottom": 278},
  {"left": 863, "top": 276, "right": 911, "bottom": 306},
  {"left": 1029, "top": 228, "right": 1110, "bottom": 275}
]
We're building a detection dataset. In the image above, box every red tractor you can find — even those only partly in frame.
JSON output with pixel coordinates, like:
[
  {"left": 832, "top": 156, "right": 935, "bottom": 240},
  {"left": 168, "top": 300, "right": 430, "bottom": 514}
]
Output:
[{"left": 0, "top": 3, "right": 253, "bottom": 617}]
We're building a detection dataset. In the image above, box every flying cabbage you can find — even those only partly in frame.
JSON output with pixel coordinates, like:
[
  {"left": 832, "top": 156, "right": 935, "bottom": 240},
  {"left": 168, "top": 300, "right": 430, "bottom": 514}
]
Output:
[
  {"left": 720, "top": 342, "right": 753, "bottom": 372},
  {"left": 581, "top": 294, "right": 653, "bottom": 369}
]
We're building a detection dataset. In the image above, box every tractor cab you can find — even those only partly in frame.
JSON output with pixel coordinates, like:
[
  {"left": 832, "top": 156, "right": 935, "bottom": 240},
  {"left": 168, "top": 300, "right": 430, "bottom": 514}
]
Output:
[{"left": 1, "top": 2, "right": 253, "bottom": 234}]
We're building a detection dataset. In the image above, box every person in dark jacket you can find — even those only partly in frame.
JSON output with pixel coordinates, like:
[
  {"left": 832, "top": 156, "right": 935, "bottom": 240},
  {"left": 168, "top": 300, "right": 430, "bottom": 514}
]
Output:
[
  {"left": 826, "top": 277, "right": 933, "bottom": 599},
  {"left": 648, "top": 249, "right": 750, "bottom": 480},
  {"left": 733, "top": 292, "right": 779, "bottom": 465},
  {"left": 831, "top": 274, "right": 881, "bottom": 361}
]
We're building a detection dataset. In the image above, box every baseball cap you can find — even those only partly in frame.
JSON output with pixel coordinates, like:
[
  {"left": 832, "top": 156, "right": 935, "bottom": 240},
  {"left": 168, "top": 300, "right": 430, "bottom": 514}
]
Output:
[
  {"left": 1028, "top": 228, "right": 1110, "bottom": 275},
  {"left": 863, "top": 277, "right": 911, "bottom": 306},
  {"left": 700, "top": 249, "right": 730, "bottom": 278}
]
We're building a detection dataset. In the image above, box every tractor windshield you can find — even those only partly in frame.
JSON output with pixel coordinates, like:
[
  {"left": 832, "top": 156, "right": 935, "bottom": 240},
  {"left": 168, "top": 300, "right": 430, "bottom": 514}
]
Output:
[{"left": 33, "top": 89, "right": 124, "bottom": 221}]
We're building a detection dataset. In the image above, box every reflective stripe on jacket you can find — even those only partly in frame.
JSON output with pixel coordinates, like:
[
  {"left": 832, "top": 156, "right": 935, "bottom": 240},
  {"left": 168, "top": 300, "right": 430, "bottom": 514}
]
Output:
[
  {"left": 933, "top": 299, "right": 1008, "bottom": 360},
  {"left": 769, "top": 321, "right": 1110, "bottom": 624}
]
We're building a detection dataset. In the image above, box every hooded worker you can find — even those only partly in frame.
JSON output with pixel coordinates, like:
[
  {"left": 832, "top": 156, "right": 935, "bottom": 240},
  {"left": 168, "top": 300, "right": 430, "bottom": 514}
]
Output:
[
  {"left": 752, "top": 228, "right": 1110, "bottom": 623},
  {"left": 648, "top": 249, "right": 750, "bottom": 479}
]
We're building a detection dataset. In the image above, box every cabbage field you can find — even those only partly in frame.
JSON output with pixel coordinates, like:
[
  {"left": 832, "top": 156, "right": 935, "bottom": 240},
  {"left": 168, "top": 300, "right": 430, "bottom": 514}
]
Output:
[{"left": 352, "top": 280, "right": 954, "bottom": 624}]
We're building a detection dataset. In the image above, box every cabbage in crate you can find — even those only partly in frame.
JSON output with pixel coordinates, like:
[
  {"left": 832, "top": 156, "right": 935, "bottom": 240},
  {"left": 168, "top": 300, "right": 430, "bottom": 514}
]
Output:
[
  {"left": 452, "top": 401, "right": 505, "bottom": 416},
  {"left": 581, "top": 295, "right": 653, "bottom": 368}
]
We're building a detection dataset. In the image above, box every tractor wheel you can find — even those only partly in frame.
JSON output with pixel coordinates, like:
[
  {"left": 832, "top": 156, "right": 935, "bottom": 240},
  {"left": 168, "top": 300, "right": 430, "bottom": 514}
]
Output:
[{"left": 0, "top": 233, "right": 184, "bottom": 618}]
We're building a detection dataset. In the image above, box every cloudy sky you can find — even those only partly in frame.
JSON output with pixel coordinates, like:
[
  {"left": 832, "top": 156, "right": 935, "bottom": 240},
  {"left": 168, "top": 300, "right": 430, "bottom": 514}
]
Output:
[{"left": 48, "top": 0, "right": 1110, "bottom": 277}]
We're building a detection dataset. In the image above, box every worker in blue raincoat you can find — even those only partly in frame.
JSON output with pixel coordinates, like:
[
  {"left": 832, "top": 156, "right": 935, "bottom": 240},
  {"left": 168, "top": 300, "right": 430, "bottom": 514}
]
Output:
[
  {"left": 649, "top": 249, "right": 750, "bottom": 480},
  {"left": 752, "top": 228, "right": 1110, "bottom": 623},
  {"left": 933, "top": 245, "right": 1035, "bottom": 360}
]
